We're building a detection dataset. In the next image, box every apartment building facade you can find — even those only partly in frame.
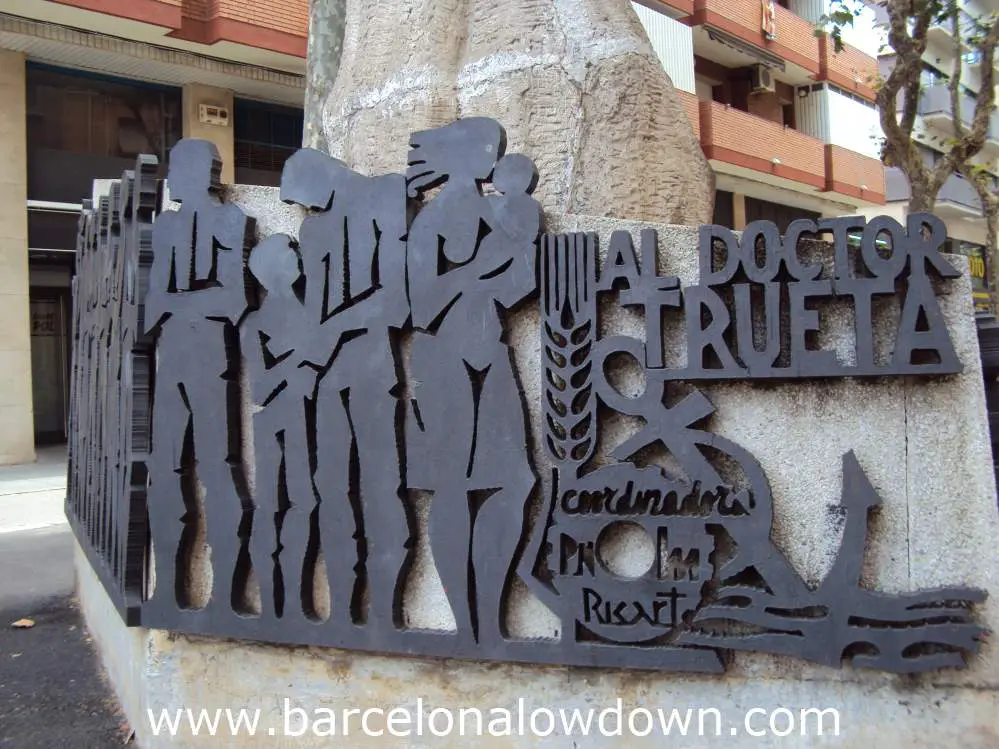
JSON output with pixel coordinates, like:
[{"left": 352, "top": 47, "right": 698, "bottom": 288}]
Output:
[
  {"left": 878, "top": 0, "right": 998, "bottom": 315},
  {"left": 0, "top": 0, "right": 308, "bottom": 465},
  {"left": 633, "top": 0, "right": 885, "bottom": 230}
]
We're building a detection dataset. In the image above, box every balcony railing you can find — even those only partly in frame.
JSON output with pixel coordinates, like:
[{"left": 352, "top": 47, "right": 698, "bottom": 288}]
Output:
[
  {"left": 691, "top": 0, "right": 820, "bottom": 74},
  {"left": 698, "top": 101, "right": 826, "bottom": 188},
  {"left": 918, "top": 84, "right": 999, "bottom": 149},
  {"left": 819, "top": 37, "right": 878, "bottom": 102},
  {"left": 176, "top": 0, "right": 307, "bottom": 56},
  {"left": 642, "top": 0, "right": 694, "bottom": 17},
  {"left": 692, "top": 101, "right": 886, "bottom": 205},
  {"left": 927, "top": 9, "right": 978, "bottom": 53},
  {"left": 677, "top": 90, "right": 700, "bottom": 134},
  {"left": 885, "top": 167, "right": 982, "bottom": 216},
  {"left": 825, "top": 145, "right": 886, "bottom": 204}
]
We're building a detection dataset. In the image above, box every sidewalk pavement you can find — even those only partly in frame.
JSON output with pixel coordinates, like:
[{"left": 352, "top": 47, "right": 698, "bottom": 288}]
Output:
[
  {"left": 0, "top": 445, "right": 69, "bottom": 536},
  {"left": 0, "top": 446, "right": 126, "bottom": 747}
]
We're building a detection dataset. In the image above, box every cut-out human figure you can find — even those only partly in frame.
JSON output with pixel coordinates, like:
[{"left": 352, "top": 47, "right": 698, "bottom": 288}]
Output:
[
  {"left": 279, "top": 148, "right": 411, "bottom": 631},
  {"left": 242, "top": 234, "right": 319, "bottom": 622},
  {"left": 144, "top": 139, "right": 255, "bottom": 616},
  {"left": 405, "top": 118, "right": 540, "bottom": 645}
]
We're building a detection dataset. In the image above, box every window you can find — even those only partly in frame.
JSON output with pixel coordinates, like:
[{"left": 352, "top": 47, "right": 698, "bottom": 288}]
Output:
[
  {"left": 234, "top": 99, "right": 304, "bottom": 186},
  {"left": 26, "top": 64, "right": 180, "bottom": 241},
  {"left": 920, "top": 64, "right": 947, "bottom": 89},
  {"left": 827, "top": 83, "right": 877, "bottom": 110},
  {"left": 27, "top": 65, "right": 180, "bottom": 164}
]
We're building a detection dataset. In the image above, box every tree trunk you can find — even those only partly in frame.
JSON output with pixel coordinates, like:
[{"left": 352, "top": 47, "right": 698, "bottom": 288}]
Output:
[
  {"left": 304, "top": 0, "right": 346, "bottom": 151},
  {"left": 907, "top": 185, "right": 936, "bottom": 214},
  {"left": 320, "top": 0, "right": 714, "bottom": 225}
]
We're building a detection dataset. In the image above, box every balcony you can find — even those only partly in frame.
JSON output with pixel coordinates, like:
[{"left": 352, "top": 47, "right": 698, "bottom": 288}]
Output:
[
  {"left": 698, "top": 101, "right": 826, "bottom": 189},
  {"left": 677, "top": 91, "right": 700, "bottom": 134},
  {"left": 637, "top": 0, "right": 695, "bottom": 18},
  {"left": 824, "top": 145, "right": 886, "bottom": 204},
  {"left": 885, "top": 167, "right": 982, "bottom": 218},
  {"left": 23, "top": 0, "right": 307, "bottom": 60},
  {"left": 690, "top": 0, "right": 820, "bottom": 77},
  {"left": 926, "top": 10, "right": 976, "bottom": 55},
  {"left": 918, "top": 84, "right": 999, "bottom": 156},
  {"left": 177, "top": 0, "right": 308, "bottom": 56},
  {"left": 818, "top": 37, "right": 878, "bottom": 102},
  {"left": 926, "top": 20, "right": 958, "bottom": 50}
]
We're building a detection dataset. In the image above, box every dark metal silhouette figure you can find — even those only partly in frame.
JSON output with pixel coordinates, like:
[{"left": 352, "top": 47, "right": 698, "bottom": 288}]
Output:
[
  {"left": 143, "top": 140, "right": 255, "bottom": 617},
  {"left": 281, "top": 148, "right": 412, "bottom": 631},
  {"left": 405, "top": 119, "right": 540, "bottom": 644},
  {"left": 242, "top": 234, "right": 318, "bottom": 622}
]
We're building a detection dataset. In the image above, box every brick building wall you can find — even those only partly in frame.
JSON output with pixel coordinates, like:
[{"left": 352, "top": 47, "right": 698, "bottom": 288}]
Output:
[
  {"left": 747, "top": 91, "right": 785, "bottom": 125},
  {"left": 820, "top": 37, "right": 878, "bottom": 101},
  {"left": 678, "top": 90, "right": 700, "bottom": 134},
  {"left": 55, "top": 0, "right": 308, "bottom": 56},
  {"left": 701, "top": 100, "right": 826, "bottom": 187},
  {"left": 825, "top": 144, "right": 887, "bottom": 200},
  {"left": 692, "top": 0, "right": 820, "bottom": 74},
  {"left": 209, "top": 0, "right": 309, "bottom": 39}
]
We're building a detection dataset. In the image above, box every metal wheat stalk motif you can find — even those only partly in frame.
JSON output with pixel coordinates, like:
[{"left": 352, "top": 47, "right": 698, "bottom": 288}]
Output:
[{"left": 542, "top": 233, "right": 598, "bottom": 480}]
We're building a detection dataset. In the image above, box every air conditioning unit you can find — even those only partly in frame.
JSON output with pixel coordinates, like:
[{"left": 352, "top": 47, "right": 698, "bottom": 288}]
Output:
[
  {"left": 751, "top": 65, "right": 776, "bottom": 94},
  {"left": 198, "top": 103, "right": 230, "bottom": 127}
]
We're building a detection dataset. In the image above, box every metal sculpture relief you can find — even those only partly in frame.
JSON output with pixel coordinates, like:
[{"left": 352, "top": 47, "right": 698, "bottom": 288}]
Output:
[
  {"left": 679, "top": 219, "right": 963, "bottom": 379},
  {"left": 67, "top": 154, "right": 160, "bottom": 623},
  {"left": 523, "top": 229, "right": 983, "bottom": 673},
  {"left": 71, "top": 117, "right": 986, "bottom": 674}
]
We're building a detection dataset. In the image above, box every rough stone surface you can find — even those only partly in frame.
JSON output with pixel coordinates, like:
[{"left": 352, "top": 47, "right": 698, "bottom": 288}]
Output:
[
  {"left": 321, "top": 0, "right": 714, "bottom": 225},
  {"left": 76, "top": 200, "right": 999, "bottom": 746}
]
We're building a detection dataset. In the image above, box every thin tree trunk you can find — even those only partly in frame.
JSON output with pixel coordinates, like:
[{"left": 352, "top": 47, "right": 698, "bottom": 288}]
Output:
[
  {"left": 304, "top": 0, "right": 346, "bottom": 151},
  {"left": 907, "top": 182, "right": 936, "bottom": 214}
]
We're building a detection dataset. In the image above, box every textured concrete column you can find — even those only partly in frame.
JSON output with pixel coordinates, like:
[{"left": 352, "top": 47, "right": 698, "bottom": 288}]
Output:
[
  {"left": 0, "top": 50, "right": 34, "bottom": 466},
  {"left": 182, "top": 84, "right": 236, "bottom": 184},
  {"left": 323, "top": 0, "right": 714, "bottom": 225},
  {"left": 732, "top": 192, "right": 747, "bottom": 230}
]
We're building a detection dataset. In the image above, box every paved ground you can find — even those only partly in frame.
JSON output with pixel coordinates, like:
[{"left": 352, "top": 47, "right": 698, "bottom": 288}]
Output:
[
  {"left": 0, "top": 446, "right": 70, "bottom": 535},
  {"left": 0, "top": 447, "right": 126, "bottom": 748}
]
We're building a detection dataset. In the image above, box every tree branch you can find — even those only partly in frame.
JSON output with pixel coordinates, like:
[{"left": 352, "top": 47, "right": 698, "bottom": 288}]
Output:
[
  {"left": 877, "top": 0, "right": 936, "bottom": 209},
  {"left": 949, "top": 0, "right": 964, "bottom": 143},
  {"left": 931, "top": 9, "right": 999, "bottom": 194}
]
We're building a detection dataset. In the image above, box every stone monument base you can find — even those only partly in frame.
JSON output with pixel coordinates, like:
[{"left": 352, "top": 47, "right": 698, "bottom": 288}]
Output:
[{"left": 76, "top": 540, "right": 999, "bottom": 748}]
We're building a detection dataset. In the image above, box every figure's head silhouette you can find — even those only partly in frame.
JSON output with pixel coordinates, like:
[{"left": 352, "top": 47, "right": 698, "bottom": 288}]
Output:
[
  {"left": 249, "top": 235, "right": 302, "bottom": 300},
  {"left": 406, "top": 118, "right": 506, "bottom": 198},
  {"left": 493, "top": 154, "right": 538, "bottom": 196},
  {"left": 167, "top": 139, "right": 222, "bottom": 204},
  {"left": 280, "top": 147, "right": 350, "bottom": 211}
]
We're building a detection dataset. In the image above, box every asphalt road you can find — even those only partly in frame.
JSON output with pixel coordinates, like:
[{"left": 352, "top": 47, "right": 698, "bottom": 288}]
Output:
[{"left": 0, "top": 527, "right": 126, "bottom": 748}]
